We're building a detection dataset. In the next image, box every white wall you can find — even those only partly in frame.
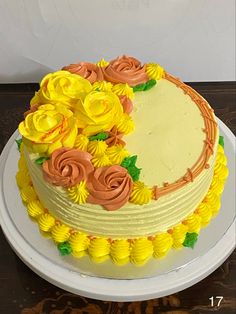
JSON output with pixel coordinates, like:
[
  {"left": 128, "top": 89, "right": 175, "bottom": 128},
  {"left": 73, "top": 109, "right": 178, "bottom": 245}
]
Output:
[{"left": 0, "top": 0, "right": 235, "bottom": 83}]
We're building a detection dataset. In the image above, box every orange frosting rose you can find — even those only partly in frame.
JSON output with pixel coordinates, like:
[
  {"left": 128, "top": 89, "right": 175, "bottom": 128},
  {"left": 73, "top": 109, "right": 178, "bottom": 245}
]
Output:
[
  {"left": 87, "top": 165, "right": 133, "bottom": 211},
  {"left": 62, "top": 62, "right": 103, "bottom": 84},
  {"left": 102, "top": 55, "right": 149, "bottom": 86},
  {"left": 43, "top": 147, "right": 94, "bottom": 188}
]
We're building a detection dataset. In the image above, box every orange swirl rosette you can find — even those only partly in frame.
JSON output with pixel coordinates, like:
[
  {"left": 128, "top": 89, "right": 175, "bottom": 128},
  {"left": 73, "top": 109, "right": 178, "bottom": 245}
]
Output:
[
  {"left": 42, "top": 147, "right": 94, "bottom": 188},
  {"left": 75, "top": 90, "right": 123, "bottom": 136},
  {"left": 102, "top": 55, "right": 149, "bottom": 86},
  {"left": 19, "top": 104, "right": 77, "bottom": 154},
  {"left": 87, "top": 165, "right": 133, "bottom": 211},
  {"left": 30, "top": 70, "right": 92, "bottom": 111},
  {"left": 62, "top": 62, "right": 104, "bottom": 84}
]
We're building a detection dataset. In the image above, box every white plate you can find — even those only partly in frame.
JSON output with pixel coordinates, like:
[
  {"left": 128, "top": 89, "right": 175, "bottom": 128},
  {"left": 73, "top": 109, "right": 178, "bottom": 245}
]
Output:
[{"left": 0, "top": 119, "right": 235, "bottom": 301}]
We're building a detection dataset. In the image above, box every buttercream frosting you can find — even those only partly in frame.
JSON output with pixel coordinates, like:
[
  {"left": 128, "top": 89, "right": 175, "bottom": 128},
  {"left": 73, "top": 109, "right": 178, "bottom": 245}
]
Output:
[
  {"left": 43, "top": 147, "right": 93, "bottom": 188},
  {"left": 102, "top": 55, "right": 149, "bottom": 86}
]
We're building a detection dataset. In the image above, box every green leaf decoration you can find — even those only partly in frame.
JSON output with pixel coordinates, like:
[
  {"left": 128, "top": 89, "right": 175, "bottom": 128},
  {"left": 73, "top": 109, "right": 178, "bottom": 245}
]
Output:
[
  {"left": 219, "top": 135, "right": 224, "bottom": 148},
  {"left": 183, "top": 232, "right": 198, "bottom": 249},
  {"left": 133, "top": 83, "right": 146, "bottom": 92},
  {"left": 133, "top": 79, "right": 157, "bottom": 92},
  {"left": 57, "top": 241, "right": 72, "bottom": 256},
  {"left": 121, "top": 155, "right": 137, "bottom": 168},
  {"left": 128, "top": 166, "right": 141, "bottom": 182},
  {"left": 121, "top": 155, "right": 141, "bottom": 181},
  {"left": 35, "top": 156, "right": 50, "bottom": 165},
  {"left": 15, "top": 138, "right": 22, "bottom": 151},
  {"left": 89, "top": 132, "right": 109, "bottom": 141},
  {"left": 144, "top": 79, "right": 157, "bottom": 91}
]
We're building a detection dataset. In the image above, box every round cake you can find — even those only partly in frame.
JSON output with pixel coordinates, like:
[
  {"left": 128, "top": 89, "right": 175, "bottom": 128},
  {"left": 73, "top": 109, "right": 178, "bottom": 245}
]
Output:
[{"left": 16, "top": 56, "right": 228, "bottom": 274}]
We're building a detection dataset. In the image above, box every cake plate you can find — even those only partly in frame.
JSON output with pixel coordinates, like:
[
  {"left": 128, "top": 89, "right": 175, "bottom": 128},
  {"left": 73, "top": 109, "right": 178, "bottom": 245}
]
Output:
[{"left": 0, "top": 119, "right": 235, "bottom": 301}]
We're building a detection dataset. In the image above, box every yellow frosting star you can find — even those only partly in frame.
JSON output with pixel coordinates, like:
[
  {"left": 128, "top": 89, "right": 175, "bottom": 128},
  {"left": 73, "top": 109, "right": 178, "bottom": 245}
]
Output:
[
  {"left": 96, "top": 58, "right": 109, "bottom": 67},
  {"left": 146, "top": 63, "right": 165, "bottom": 80},
  {"left": 153, "top": 233, "right": 173, "bottom": 258},
  {"left": 27, "top": 200, "right": 45, "bottom": 218},
  {"left": 110, "top": 240, "right": 130, "bottom": 265},
  {"left": 69, "top": 232, "right": 90, "bottom": 258},
  {"left": 106, "top": 145, "right": 129, "bottom": 165},
  {"left": 130, "top": 238, "right": 153, "bottom": 265},
  {"left": 129, "top": 181, "right": 152, "bottom": 205},
  {"left": 67, "top": 181, "right": 89, "bottom": 204},
  {"left": 20, "top": 185, "right": 37, "bottom": 203},
  {"left": 51, "top": 224, "right": 70, "bottom": 243},
  {"left": 88, "top": 238, "right": 110, "bottom": 263},
  {"left": 112, "top": 83, "right": 134, "bottom": 100},
  {"left": 91, "top": 154, "right": 112, "bottom": 167},
  {"left": 171, "top": 224, "right": 188, "bottom": 248},
  {"left": 38, "top": 213, "right": 56, "bottom": 232},
  {"left": 87, "top": 140, "right": 108, "bottom": 156},
  {"left": 116, "top": 113, "right": 135, "bottom": 135},
  {"left": 183, "top": 213, "right": 202, "bottom": 233},
  {"left": 92, "top": 81, "right": 113, "bottom": 92},
  {"left": 74, "top": 134, "right": 89, "bottom": 151}
]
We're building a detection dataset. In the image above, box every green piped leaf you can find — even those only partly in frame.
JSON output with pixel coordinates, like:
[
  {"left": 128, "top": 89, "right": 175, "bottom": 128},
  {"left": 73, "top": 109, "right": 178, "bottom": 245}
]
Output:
[
  {"left": 133, "top": 83, "right": 146, "bottom": 92},
  {"left": 144, "top": 79, "right": 157, "bottom": 91},
  {"left": 183, "top": 232, "right": 198, "bottom": 249},
  {"left": 133, "top": 79, "right": 157, "bottom": 92},
  {"left": 121, "top": 155, "right": 137, "bottom": 168},
  {"left": 35, "top": 156, "right": 50, "bottom": 165},
  {"left": 219, "top": 135, "right": 224, "bottom": 148},
  {"left": 58, "top": 241, "right": 72, "bottom": 256},
  {"left": 15, "top": 138, "right": 22, "bottom": 151},
  {"left": 89, "top": 132, "right": 109, "bottom": 141},
  {"left": 121, "top": 155, "right": 141, "bottom": 181}
]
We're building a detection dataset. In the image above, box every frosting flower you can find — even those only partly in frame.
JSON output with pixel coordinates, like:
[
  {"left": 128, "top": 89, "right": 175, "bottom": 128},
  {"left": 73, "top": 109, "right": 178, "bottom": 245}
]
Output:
[
  {"left": 43, "top": 147, "right": 94, "bottom": 188},
  {"left": 30, "top": 70, "right": 92, "bottom": 111},
  {"left": 19, "top": 104, "right": 77, "bottom": 154},
  {"left": 87, "top": 165, "right": 133, "bottom": 210},
  {"left": 62, "top": 62, "right": 103, "bottom": 84},
  {"left": 102, "top": 55, "right": 149, "bottom": 86},
  {"left": 75, "top": 90, "right": 123, "bottom": 136}
]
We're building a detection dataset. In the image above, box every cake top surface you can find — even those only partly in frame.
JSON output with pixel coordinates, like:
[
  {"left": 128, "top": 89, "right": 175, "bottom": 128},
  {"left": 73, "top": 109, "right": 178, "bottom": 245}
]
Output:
[
  {"left": 126, "top": 78, "right": 205, "bottom": 186},
  {"left": 18, "top": 55, "right": 218, "bottom": 211}
]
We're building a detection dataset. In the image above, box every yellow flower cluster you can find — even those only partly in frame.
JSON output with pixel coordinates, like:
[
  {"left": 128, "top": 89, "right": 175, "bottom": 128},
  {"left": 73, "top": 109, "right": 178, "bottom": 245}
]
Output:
[{"left": 20, "top": 69, "right": 136, "bottom": 155}]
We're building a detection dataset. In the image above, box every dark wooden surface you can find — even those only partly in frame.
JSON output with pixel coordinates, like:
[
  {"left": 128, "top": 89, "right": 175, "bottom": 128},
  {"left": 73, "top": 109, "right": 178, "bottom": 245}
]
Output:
[{"left": 0, "top": 82, "right": 235, "bottom": 314}]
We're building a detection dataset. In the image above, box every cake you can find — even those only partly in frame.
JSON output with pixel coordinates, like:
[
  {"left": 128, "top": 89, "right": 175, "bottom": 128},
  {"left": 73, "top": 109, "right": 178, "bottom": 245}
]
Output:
[{"left": 16, "top": 56, "right": 228, "bottom": 273}]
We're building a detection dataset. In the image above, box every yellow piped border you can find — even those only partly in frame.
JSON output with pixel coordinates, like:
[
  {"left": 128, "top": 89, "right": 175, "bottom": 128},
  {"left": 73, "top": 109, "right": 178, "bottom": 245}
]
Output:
[{"left": 16, "top": 144, "right": 228, "bottom": 266}]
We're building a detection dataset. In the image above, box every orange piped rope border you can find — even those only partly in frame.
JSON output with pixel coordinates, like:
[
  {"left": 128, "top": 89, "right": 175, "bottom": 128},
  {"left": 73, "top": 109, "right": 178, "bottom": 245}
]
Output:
[{"left": 152, "top": 73, "right": 218, "bottom": 198}]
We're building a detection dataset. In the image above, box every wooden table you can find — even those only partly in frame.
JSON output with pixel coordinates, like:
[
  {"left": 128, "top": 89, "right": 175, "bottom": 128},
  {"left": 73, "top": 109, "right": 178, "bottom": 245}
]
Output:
[{"left": 0, "top": 82, "right": 235, "bottom": 314}]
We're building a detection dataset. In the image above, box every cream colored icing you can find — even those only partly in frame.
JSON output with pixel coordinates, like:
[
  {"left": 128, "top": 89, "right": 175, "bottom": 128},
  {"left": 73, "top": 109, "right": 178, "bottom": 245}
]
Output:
[
  {"left": 23, "top": 76, "right": 218, "bottom": 238},
  {"left": 126, "top": 79, "right": 207, "bottom": 186}
]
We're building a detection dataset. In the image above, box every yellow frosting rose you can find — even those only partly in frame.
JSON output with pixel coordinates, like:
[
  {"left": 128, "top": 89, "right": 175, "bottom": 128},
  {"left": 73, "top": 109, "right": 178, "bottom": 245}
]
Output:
[
  {"left": 19, "top": 104, "right": 77, "bottom": 154},
  {"left": 75, "top": 90, "right": 123, "bottom": 136},
  {"left": 31, "top": 70, "right": 92, "bottom": 111}
]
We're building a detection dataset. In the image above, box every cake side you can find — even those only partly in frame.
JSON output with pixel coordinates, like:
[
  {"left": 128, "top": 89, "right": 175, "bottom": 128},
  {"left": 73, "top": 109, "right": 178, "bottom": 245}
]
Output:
[{"left": 17, "top": 143, "right": 228, "bottom": 265}]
